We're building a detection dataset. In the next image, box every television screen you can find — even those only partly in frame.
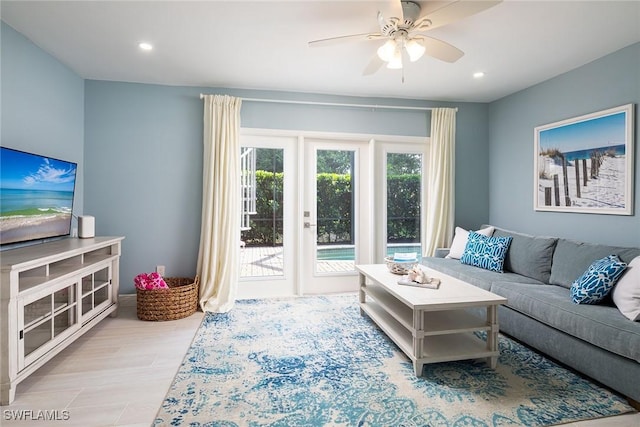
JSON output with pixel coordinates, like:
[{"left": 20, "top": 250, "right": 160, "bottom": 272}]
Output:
[{"left": 1, "top": 147, "right": 78, "bottom": 246}]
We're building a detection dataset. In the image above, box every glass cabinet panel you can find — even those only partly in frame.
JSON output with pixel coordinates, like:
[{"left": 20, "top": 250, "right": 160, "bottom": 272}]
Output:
[
  {"left": 24, "top": 322, "right": 51, "bottom": 357},
  {"left": 22, "top": 282, "right": 78, "bottom": 360},
  {"left": 54, "top": 307, "right": 76, "bottom": 337},
  {"left": 94, "top": 267, "right": 109, "bottom": 285},
  {"left": 24, "top": 295, "right": 51, "bottom": 327},
  {"left": 54, "top": 286, "right": 75, "bottom": 312},
  {"left": 80, "top": 266, "right": 111, "bottom": 319},
  {"left": 82, "top": 296, "right": 91, "bottom": 315},
  {"left": 94, "top": 285, "right": 109, "bottom": 307},
  {"left": 82, "top": 275, "right": 93, "bottom": 294}
]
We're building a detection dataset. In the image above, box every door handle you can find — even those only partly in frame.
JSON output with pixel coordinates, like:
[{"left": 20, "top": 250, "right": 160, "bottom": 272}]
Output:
[{"left": 303, "top": 222, "right": 317, "bottom": 228}]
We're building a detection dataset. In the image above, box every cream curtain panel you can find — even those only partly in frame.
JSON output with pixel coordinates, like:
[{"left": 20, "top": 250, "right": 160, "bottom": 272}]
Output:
[
  {"left": 423, "top": 108, "right": 456, "bottom": 257},
  {"left": 197, "top": 95, "right": 242, "bottom": 313}
]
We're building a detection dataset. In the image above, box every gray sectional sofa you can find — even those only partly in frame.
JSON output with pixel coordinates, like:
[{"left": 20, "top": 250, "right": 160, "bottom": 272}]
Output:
[{"left": 421, "top": 226, "right": 640, "bottom": 402}]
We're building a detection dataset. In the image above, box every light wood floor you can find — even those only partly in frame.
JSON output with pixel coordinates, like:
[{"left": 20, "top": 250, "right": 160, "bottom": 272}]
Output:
[
  {"left": 2, "top": 297, "right": 638, "bottom": 427},
  {"left": 2, "top": 296, "right": 204, "bottom": 426}
]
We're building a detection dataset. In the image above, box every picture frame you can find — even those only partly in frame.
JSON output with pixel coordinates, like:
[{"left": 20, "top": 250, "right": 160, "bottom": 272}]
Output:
[{"left": 534, "top": 104, "right": 635, "bottom": 215}]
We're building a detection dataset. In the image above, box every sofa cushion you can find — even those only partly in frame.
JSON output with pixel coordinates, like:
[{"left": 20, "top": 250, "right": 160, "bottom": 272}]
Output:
[
  {"left": 447, "top": 226, "right": 495, "bottom": 259},
  {"left": 549, "top": 239, "right": 640, "bottom": 289},
  {"left": 612, "top": 256, "right": 640, "bottom": 321},
  {"left": 421, "top": 257, "right": 544, "bottom": 291},
  {"left": 491, "top": 281, "right": 640, "bottom": 362},
  {"left": 570, "top": 255, "right": 628, "bottom": 304},
  {"left": 460, "top": 232, "right": 512, "bottom": 273},
  {"left": 492, "top": 227, "right": 557, "bottom": 284}
]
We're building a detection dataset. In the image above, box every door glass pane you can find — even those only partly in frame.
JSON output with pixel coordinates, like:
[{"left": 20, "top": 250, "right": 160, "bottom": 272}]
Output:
[
  {"left": 94, "top": 284, "right": 109, "bottom": 306},
  {"left": 240, "top": 148, "right": 284, "bottom": 278},
  {"left": 82, "top": 295, "right": 92, "bottom": 315},
  {"left": 53, "top": 307, "right": 76, "bottom": 337},
  {"left": 386, "top": 153, "right": 422, "bottom": 258},
  {"left": 316, "top": 149, "right": 355, "bottom": 273},
  {"left": 82, "top": 274, "right": 92, "bottom": 295},
  {"left": 94, "top": 267, "right": 109, "bottom": 285},
  {"left": 54, "top": 284, "right": 76, "bottom": 312},
  {"left": 24, "top": 295, "right": 51, "bottom": 327},
  {"left": 24, "top": 321, "right": 51, "bottom": 356},
  {"left": 53, "top": 283, "right": 77, "bottom": 336}
]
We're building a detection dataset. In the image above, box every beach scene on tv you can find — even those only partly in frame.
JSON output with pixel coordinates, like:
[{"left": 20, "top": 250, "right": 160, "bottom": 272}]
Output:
[
  {"left": 537, "top": 111, "right": 628, "bottom": 212},
  {"left": 0, "top": 148, "right": 77, "bottom": 245}
]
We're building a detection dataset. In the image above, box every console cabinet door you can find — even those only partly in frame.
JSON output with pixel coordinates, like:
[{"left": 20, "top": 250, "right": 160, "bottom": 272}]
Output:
[
  {"left": 80, "top": 265, "right": 112, "bottom": 323},
  {"left": 18, "top": 281, "right": 80, "bottom": 370}
]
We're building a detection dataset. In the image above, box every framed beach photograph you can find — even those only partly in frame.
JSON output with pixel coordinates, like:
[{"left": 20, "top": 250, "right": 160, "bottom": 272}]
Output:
[{"left": 534, "top": 104, "right": 635, "bottom": 215}]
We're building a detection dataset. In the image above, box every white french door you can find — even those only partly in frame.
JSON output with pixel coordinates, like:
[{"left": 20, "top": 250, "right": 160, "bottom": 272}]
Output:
[
  {"left": 238, "top": 134, "right": 297, "bottom": 299},
  {"left": 301, "top": 138, "right": 372, "bottom": 294},
  {"left": 238, "top": 130, "right": 426, "bottom": 298},
  {"left": 373, "top": 141, "right": 426, "bottom": 262}
]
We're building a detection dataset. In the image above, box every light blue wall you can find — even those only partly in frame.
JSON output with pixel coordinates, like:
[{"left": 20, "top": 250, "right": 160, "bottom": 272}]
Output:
[
  {"left": 8, "top": 15, "right": 637, "bottom": 291},
  {"left": 1, "top": 22, "right": 85, "bottom": 219},
  {"left": 0, "top": 18, "right": 490, "bottom": 292},
  {"left": 452, "top": 103, "right": 490, "bottom": 228},
  {"left": 84, "top": 81, "right": 490, "bottom": 292},
  {"left": 488, "top": 43, "right": 640, "bottom": 246},
  {"left": 84, "top": 83, "right": 203, "bottom": 292}
]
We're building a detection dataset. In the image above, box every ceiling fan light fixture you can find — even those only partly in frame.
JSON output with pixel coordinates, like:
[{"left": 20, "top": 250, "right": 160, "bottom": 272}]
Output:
[
  {"left": 405, "top": 39, "right": 425, "bottom": 62},
  {"left": 386, "top": 50, "right": 403, "bottom": 69},
  {"left": 309, "top": 0, "right": 501, "bottom": 78},
  {"left": 376, "top": 39, "right": 397, "bottom": 62}
]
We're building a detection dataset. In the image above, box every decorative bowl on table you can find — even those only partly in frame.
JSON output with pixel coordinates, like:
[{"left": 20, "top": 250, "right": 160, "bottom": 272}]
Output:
[{"left": 384, "top": 256, "right": 419, "bottom": 275}]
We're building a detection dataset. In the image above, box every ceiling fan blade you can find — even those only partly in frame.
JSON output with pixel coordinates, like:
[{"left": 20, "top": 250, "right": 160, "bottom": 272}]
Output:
[
  {"left": 363, "top": 55, "right": 385, "bottom": 76},
  {"left": 414, "top": 0, "right": 502, "bottom": 32},
  {"left": 308, "top": 33, "right": 383, "bottom": 48},
  {"left": 377, "top": 11, "right": 386, "bottom": 31},
  {"left": 420, "top": 36, "right": 464, "bottom": 63}
]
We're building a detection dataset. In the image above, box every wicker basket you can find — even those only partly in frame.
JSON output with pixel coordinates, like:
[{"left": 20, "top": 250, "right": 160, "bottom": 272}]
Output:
[
  {"left": 384, "top": 257, "right": 418, "bottom": 275},
  {"left": 136, "top": 276, "right": 199, "bottom": 321}
]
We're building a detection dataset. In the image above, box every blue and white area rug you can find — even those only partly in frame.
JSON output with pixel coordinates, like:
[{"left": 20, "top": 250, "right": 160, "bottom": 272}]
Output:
[{"left": 155, "top": 295, "right": 634, "bottom": 426}]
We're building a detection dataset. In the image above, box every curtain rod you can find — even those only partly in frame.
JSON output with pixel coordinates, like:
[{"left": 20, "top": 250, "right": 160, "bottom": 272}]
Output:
[{"left": 199, "top": 94, "right": 456, "bottom": 112}]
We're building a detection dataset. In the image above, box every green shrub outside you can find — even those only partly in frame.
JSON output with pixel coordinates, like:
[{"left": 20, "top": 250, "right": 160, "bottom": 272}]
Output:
[
  {"left": 387, "top": 174, "right": 421, "bottom": 243},
  {"left": 315, "top": 173, "right": 352, "bottom": 244},
  {"left": 241, "top": 170, "right": 284, "bottom": 246},
  {"left": 241, "top": 171, "right": 420, "bottom": 246}
]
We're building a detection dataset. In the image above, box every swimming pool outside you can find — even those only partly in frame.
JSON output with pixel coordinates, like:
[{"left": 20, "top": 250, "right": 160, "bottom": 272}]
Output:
[
  {"left": 240, "top": 243, "right": 421, "bottom": 277},
  {"left": 316, "top": 244, "right": 421, "bottom": 261}
]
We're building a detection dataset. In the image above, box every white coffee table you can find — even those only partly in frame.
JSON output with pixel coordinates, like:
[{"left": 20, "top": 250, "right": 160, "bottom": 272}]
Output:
[{"left": 356, "top": 264, "right": 507, "bottom": 376}]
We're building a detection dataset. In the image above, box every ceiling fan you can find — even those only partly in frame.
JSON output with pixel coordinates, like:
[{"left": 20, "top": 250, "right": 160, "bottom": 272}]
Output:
[{"left": 308, "top": 0, "right": 502, "bottom": 76}]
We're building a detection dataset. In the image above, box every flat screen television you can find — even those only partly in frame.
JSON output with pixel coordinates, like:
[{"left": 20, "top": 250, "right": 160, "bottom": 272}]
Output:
[{"left": 1, "top": 147, "right": 78, "bottom": 246}]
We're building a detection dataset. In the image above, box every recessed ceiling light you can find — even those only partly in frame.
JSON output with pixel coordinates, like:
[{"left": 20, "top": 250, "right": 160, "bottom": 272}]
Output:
[
  {"left": 138, "top": 42, "right": 153, "bottom": 51},
  {"left": 473, "top": 72, "right": 485, "bottom": 79}
]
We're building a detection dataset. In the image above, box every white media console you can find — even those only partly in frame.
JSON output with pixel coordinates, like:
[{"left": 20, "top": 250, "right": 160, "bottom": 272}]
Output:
[{"left": 0, "top": 236, "right": 124, "bottom": 404}]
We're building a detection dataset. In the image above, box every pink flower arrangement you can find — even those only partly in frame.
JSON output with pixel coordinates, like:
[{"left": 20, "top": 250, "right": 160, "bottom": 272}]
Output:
[{"left": 134, "top": 272, "right": 169, "bottom": 290}]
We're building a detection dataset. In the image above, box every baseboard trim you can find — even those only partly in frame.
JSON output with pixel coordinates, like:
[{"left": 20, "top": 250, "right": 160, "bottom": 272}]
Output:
[{"left": 119, "top": 293, "right": 136, "bottom": 307}]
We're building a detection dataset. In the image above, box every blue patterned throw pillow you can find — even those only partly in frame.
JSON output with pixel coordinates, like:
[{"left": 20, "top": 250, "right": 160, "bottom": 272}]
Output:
[
  {"left": 460, "top": 231, "right": 512, "bottom": 273},
  {"left": 571, "top": 255, "right": 628, "bottom": 304}
]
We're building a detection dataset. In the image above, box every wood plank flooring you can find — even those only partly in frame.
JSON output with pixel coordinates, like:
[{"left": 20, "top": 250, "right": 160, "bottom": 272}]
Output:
[
  {"left": 2, "top": 296, "right": 203, "bottom": 426},
  {"left": 2, "top": 296, "right": 638, "bottom": 426}
]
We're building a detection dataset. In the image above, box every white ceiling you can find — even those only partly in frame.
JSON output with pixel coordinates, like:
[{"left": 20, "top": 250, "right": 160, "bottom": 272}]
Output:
[{"left": 2, "top": 0, "right": 639, "bottom": 103}]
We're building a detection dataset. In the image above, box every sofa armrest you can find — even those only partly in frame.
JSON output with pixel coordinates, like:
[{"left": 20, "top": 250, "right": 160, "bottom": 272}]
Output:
[{"left": 434, "top": 248, "right": 450, "bottom": 258}]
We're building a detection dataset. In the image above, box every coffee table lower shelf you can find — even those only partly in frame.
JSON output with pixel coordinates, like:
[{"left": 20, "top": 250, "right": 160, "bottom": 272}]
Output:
[
  {"left": 357, "top": 264, "right": 506, "bottom": 376},
  {"left": 360, "top": 299, "right": 497, "bottom": 372}
]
